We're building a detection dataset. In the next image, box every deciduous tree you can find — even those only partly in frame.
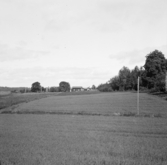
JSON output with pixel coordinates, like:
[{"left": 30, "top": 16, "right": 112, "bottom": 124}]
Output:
[
  {"left": 59, "top": 81, "right": 70, "bottom": 92},
  {"left": 31, "top": 82, "right": 41, "bottom": 92},
  {"left": 143, "top": 50, "right": 166, "bottom": 91},
  {"left": 118, "top": 66, "right": 131, "bottom": 90}
]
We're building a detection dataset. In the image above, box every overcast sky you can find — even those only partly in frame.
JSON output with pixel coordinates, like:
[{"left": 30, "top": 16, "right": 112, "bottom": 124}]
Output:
[{"left": 0, "top": 0, "right": 167, "bottom": 87}]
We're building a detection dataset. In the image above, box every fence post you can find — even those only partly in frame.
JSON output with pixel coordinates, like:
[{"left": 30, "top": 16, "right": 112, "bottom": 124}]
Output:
[
  {"left": 165, "top": 71, "right": 167, "bottom": 92},
  {"left": 137, "top": 76, "right": 140, "bottom": 115},
  {"left": 10, "top": 91, "right": 13, "bottom": 107}
]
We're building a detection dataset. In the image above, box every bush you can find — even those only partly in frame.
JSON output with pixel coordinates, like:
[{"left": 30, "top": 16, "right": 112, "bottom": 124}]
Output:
[
  {"left": 97, "top": 83, "right": 113, "bottom": 92},
  {"left": 49, "top": 87, "right": 60, "bottom": 92}
]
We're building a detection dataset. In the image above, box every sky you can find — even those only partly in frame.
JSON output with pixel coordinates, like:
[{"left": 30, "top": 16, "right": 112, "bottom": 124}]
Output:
[{"left": 0, "top": 0, "right": 167, "bottom": 88}]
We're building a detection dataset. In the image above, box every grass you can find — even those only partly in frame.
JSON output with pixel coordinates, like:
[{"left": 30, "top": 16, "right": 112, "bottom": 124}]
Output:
[
  {"left": 0, "top": 92, "right": 62, "bottom": 110},
  {"left": 1, "top": 92, "right": 167, "bottom": 164},
  {"left": 0, "top": 91, "right": 100, "bottom": 110},
  {"left": 150, "top": 91, "right": 167, "bottom": 101},
  {"left": 0, "top": 91, "right": 11, "bottom": 96},
  {"left": 2, "top": 92, "right": 167, "bottom": 117},
  {"left": 0, "top": 114, "right": 167, "bottom": 165}
]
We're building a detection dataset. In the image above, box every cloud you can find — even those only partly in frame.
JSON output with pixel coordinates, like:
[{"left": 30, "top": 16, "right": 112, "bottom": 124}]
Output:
[
  {"left": 97, "top": 0, "right": 167, "bottom": 35},
  {"left": 18, "top": 40, "right": 27, "bottom": 47},
  {"left": 42, "top": 0, "right": 125, "bottom": 34},
  {"left": 0, "top": 66, "right": 112, "bottom": 87},
  {"left": 45, "top": 19, "right": 69, "bottom": 32},
  {"left": 43, "top": 1, "right": 83, "bottom": 33},
  {"left": 110, "top": 45, "right": 167, "bottom": 67},
  {"left": 0, "top": 44, "right": 50, "bottom": 62}
]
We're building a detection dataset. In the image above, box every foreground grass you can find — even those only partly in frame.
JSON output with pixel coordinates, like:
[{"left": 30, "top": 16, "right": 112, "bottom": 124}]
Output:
[
  {"left": 4, "top": 92, "right": 167, "bottom": 117},
  {"left": 0, "top": 114, "right": 167, "bottom": 165}
]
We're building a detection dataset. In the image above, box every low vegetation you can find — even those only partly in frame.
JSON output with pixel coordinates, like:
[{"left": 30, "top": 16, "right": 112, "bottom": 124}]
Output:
[
  {"left": 1, "top": 92, "right": 167, "bottom": 118},
  {"left": 0, "top": 92, "right": 61, "bottom": 110},
  {"left": 0, "top": 114, "right": 167, "bottom": 165},
  {"left": 0, "top": 91, "right": 100, "bottom": 111},
  {"left": 1, "top": 92, "right": 167, "bottom": 164}
]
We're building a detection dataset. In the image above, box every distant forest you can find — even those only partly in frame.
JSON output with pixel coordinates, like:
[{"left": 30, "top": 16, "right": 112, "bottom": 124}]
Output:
[{"left": 97, "top": 50, "right": 167, "bottom": 93}]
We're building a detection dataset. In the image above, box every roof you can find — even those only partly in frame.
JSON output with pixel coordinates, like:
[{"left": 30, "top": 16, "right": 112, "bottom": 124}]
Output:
[{"left": 71, "top": 86, "right": 83, "bottom": 89}]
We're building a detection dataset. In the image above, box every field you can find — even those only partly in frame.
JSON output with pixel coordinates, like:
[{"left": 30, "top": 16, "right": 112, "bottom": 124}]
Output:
[
  {"left": 2, "top": 92, "right": 167, "bottom": 117},
  {"left": 0, "top": 92, "right": 62, "bottom": 110},
  {"left": 0, "top": 92, "right": 167, "bottom": 165},
  {"left": 0, "top": 91, "right": 99, "bottom": 111}
]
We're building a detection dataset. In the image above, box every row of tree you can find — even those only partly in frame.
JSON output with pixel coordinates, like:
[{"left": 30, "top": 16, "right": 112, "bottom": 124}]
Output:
[
  {"left": 97, "top": 50, "right": 167, "bottom": 92},
  {"left": 31, "top": 81, "right": 71, "bottom": 92}
]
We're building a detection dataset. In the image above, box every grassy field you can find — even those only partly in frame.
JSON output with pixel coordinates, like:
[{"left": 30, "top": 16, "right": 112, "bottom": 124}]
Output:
[
  {"left": 0, "top": 91, "right": 11, "bottom": 96},
  {"left": 2, "top": 92, "right": 167, "bottom": 117},
  {"left": 0, "top": 92, "right": 62, "bottom": 110},
  {"left": 0, "top": 114, "right": 167, "bottom": 165},
  {"left": 0, "top": 91, "right": 99, "bottom": 110},
  {"left": 0, "top": 92, "right": 167, "bottom": 164}
]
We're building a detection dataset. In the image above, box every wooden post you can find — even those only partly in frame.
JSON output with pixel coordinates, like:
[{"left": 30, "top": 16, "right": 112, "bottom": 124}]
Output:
[
  {"left": 165, "top": 71, "right": 167, "bottom": 92},
  {"left": 10, "top": 91, "right": 13, "bottom": 107},
  {"left": 137, "top": 77, "right": 140, "bottom": 115}
]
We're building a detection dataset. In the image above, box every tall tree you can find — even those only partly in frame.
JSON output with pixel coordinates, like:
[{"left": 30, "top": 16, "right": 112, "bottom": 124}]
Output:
[
  {"left": 130, "top": 66, "right": 140, "bottom": 90},
  {"left": 59, "top": 81, "right": 71, "bottom": 92},
  {"left": 143, "top": 50, "right": 166, "bottom": 91},
  {"left": 92, "top": 85, "right": 96, "bottom": 89},
  {"left": 31, "top": 82, "right": 41, "bottom": 92},
  {"left": 109, "top": 76, "right": 120, "bottom": 91},
  {"left": 118, "top": 66, "right": 131, "bottom": 90}
]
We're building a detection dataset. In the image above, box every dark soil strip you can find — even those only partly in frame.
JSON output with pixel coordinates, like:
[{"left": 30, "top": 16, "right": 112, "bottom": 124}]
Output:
[{"left": 0, "top": 110, "right": 165, "bottom": 118}]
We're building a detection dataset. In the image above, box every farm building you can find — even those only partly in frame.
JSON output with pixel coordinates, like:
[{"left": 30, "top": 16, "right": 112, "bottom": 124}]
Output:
[
  {"left": 86, "top": 87, "right": 91, "bottom": 91},
  {"left": 71, "top": 86, "right": 84, "bottom": 92}
]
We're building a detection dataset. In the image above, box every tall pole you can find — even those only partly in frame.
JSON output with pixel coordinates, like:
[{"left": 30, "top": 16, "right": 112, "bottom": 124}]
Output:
[
  {"left": 137, "top": 76, "right": 140, "bottom": 115},
  {"left": 10, "top": 91, "right": 13, "bottom": 107},
  {"left": 165, "top": 71, "right": 167, "bottom": 92}
]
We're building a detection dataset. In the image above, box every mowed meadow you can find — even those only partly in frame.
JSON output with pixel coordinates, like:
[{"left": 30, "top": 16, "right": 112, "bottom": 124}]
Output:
[
  {"left": 3, "top": 92, "right": 167, "bottom": 117},
  {"left": 0, "top": 92, "right": 167, "bottom": 165}
]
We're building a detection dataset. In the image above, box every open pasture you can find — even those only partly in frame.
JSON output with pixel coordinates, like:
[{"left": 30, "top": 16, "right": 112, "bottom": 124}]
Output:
[
  {"left": 0, "top": 114, "right": 167, "bottom": 165},
  {"left": 0, "top": 91, "right": 11, "bottom": 96},
  {"left": 9, "top": 92, "right": 167, "bottom": 117},
  {"left": 1, "top": 92, "right": 167, "bottom": 164},
  {"left": 0, "top": 92, "right": 61, "bottom": 110}
]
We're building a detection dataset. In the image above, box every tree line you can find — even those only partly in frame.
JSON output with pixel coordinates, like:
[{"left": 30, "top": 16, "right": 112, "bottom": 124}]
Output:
[
  {"left": 31, "top": 81, "right": 70, "bottom": 92},
  {"left": 97, "top": 50, "right": 167, "bottom": 92}
]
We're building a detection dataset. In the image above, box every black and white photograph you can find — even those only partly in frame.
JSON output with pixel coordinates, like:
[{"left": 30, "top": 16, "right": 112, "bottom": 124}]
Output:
[{"left": 0, "top": 0, "right": 167, "bottom": 164}]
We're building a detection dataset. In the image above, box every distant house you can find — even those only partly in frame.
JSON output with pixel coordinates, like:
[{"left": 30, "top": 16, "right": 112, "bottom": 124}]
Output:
[
  {"left": 71, "top": 86, "right": 84, "bottom": 92},
  {"left": 86, "top": 87, "right": 91, "bottom": 91}
]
